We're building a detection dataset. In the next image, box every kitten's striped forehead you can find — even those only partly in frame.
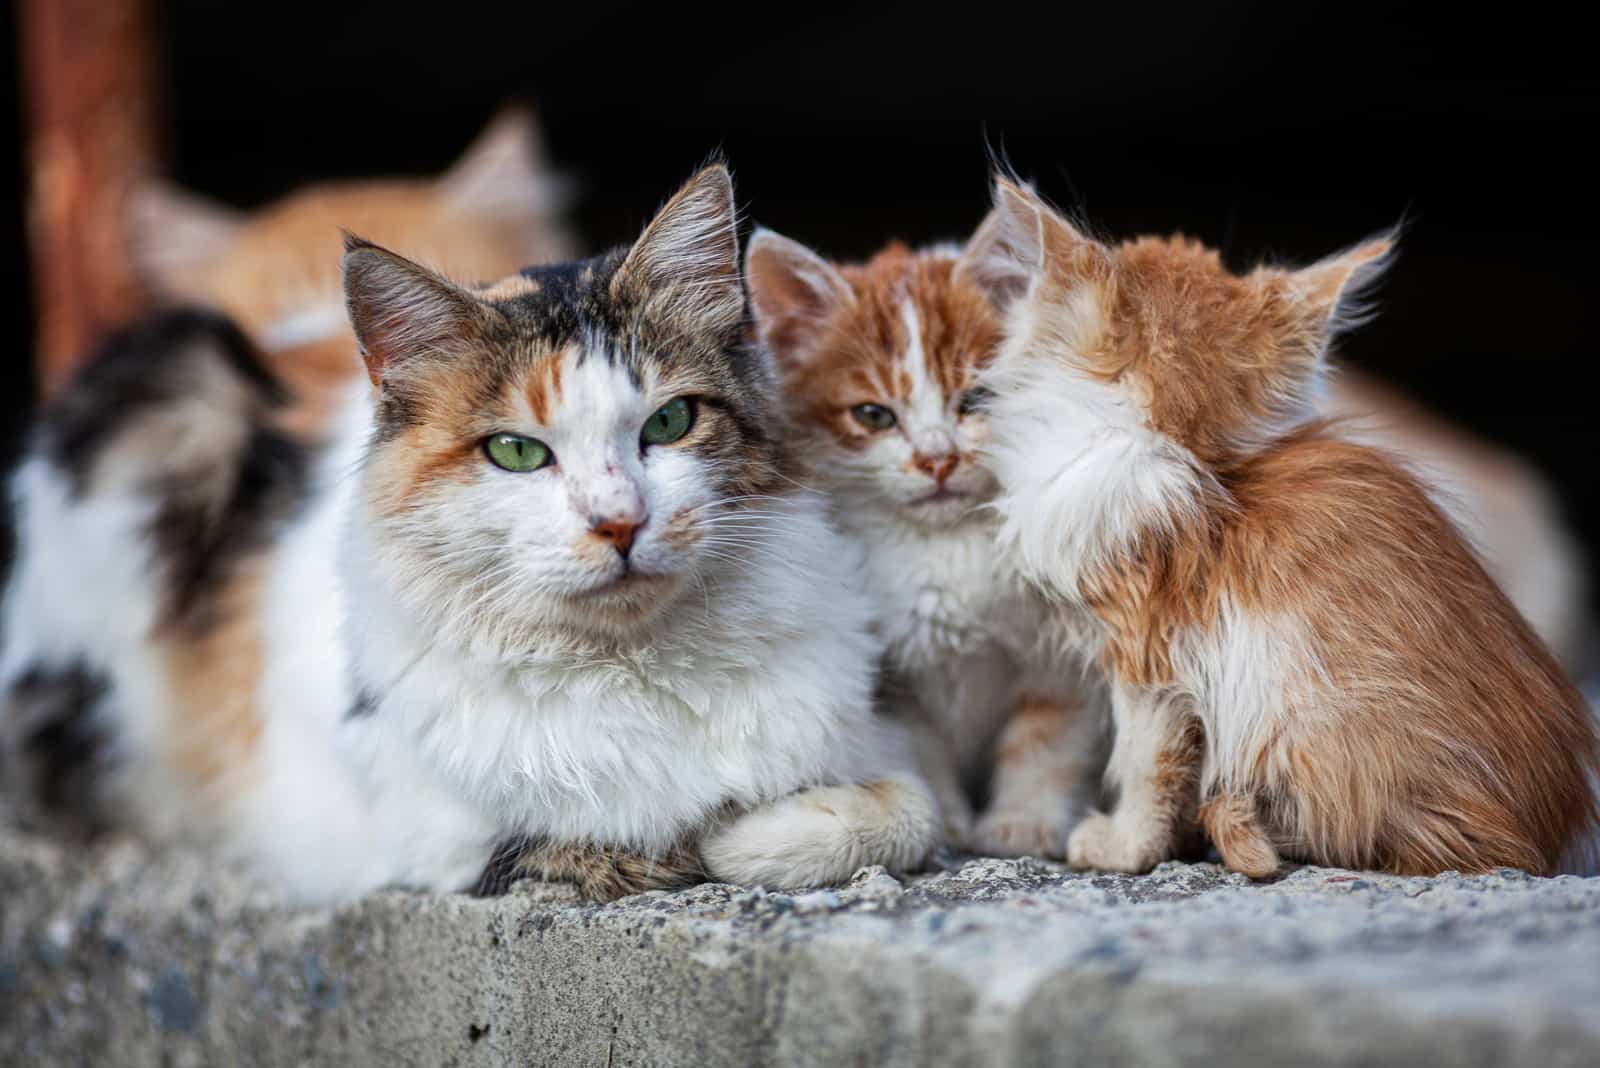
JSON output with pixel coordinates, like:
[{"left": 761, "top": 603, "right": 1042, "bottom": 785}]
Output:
[{"left": 780, "top": 243, "right": 1003, "bottom": 443}]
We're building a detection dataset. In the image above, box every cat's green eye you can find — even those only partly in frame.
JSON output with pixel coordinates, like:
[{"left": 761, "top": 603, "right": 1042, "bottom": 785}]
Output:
[
  {"left": 850, "top": 403, "right": 898, "bottom": 432},
  {"left": 484, "top": 433, "right": 552, "bottom": 472},
  {"left": 642, "top": 397, "right": 695, "bottom": 446}
]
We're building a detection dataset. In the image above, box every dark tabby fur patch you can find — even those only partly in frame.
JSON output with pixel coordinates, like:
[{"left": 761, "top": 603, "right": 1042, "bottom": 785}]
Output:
[
  {"left": 35, "top": 307, "right": 310, "bottom": 630},
  {"left": 39, "top": 307, "right": 287, "bottom": 491},
  {"left": 472, "top": 833, "right": 709, "bottom": 902},
  {"left": 0, "top": 661, "right": 113, "bottom": 837}
]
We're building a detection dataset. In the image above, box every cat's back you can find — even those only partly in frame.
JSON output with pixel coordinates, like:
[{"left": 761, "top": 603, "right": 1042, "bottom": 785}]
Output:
[{"left": 1, "top": 308, "right": 318, "bottom": 838}]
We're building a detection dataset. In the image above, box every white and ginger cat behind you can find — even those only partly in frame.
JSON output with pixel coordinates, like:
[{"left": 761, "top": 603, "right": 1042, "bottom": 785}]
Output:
[
  {"left": 746, "top": 232, "right": 1103, "bottom": 858},
  {"left": 127, "top": 107, "right": 577, "bottom": 437},
  {"left": 0, "top": 166, "right": 936, "bottom": 902},
  {"left": 970, "top": 178, "right": 1598, "bottom": 877}
]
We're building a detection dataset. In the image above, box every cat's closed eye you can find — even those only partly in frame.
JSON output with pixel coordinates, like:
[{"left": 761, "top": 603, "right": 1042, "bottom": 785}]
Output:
[{"left": 957, "top": 386, "right": 994, "bottom": 417}]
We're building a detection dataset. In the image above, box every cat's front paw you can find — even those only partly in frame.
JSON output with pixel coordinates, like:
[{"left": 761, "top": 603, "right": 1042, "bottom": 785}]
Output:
[
  {"left": 936, "top": 788, "right": 976, "bottom": 848},
  {"left": 1066, "top": 811, "right": 1169, "bottom": 874},
  {"left": 968, "top": 803, "right": 1076, "bottom": 860}
]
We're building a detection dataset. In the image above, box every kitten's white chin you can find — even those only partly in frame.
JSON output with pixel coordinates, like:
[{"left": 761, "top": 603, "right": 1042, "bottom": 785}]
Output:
[{"left": 900, "top": 492, "right": 987, "bottom": 528}]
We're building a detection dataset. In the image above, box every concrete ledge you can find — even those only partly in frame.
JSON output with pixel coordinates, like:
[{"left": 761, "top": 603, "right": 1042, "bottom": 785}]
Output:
[{"left": 4, "top": 824, "right": 1599, "bottom": 1066}]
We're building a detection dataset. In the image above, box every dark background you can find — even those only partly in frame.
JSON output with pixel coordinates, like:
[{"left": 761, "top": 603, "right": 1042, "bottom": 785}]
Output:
[{"left": 3, "top": 3, "right": 1595, "bottom": 571}]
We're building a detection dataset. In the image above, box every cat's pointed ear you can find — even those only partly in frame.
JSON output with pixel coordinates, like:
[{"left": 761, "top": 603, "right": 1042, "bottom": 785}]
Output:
[
  {"left": 969, "top": 177, "right": 1106, "bottom": 301},
  {"left": 342, "top": 234, "right": 493, "bottom": 388},
  {"left": 613, "top": 165, "right": 743, "bottom": 330},
  {"left": 126, "top": 180, "right": 245, "bottom": 296},
  {"left": 956, "top": 204, "right": 1035, "bottom": 310},
  {"left": 1284, "top": 233, "right": 1397, "bottom": 348},
  {"left": 744, "top": 228, "right": 853, "bottom": 369},
  {"left": 440, "top": 104, "right": 570, "bottom": 218}
]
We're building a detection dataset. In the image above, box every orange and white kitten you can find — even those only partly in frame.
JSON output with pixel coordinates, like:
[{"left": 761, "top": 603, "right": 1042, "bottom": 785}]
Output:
[
  {"left": 127, "top": 107, "right": 576, "bottom": 435},
  {"left": 970, "top": 179, "right": 1599, "bottom": 878},
  {"left": 746, "top": 233, "right": 1104, "bottom": 857}
]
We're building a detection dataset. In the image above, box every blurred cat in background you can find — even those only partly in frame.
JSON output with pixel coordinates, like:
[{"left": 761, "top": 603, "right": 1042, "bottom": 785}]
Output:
[
  {"left": 747, "top": 210, "right": 1592, "bottom": 863},
  {"left": 126, "top": 107, "right": 576, "bottom": 436}
]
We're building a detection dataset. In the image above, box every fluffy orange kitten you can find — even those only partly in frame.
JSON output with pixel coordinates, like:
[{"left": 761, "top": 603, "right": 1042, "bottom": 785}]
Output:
[
  {"left": 971, "top": 179, "right": 1599, "bottom": 877},
  {"left": 127, "top": 107, "right": 575, "bottom": 435}
]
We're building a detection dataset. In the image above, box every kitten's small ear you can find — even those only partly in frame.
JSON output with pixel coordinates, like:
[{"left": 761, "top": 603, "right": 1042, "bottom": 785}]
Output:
[
  {"left": 973, "top": 178, "right": 1105, "bottom": 298},
  {"left": 1285, "top": 232, "right": 1397, "bottom": 349},
  {"left": 127, "top": 180, "right": 245, "bottom": 296},
  {"left": 342, "top": 234, "right": 492, "bottom": 387},
  {"left": 744, "top": 228, "right": 853, "bottom": 369},
  {"left": 613, "top": 165, "right": 742, "bottom": 329},
  {"left": 440, "top": 104, "right": 570, "bottom": 218}
]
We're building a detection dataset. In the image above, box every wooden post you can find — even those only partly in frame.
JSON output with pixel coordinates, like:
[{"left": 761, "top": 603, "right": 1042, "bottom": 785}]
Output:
[{"left": 18, "top": 0, "right": 164, "bottom": 397}]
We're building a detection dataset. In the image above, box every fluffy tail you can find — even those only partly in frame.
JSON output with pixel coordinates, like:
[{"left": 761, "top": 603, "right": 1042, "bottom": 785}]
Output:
[
  {"left": 700, "top": 773, "right": 939, "bottom": 889},
  {"left": 1200, "top": 792, "right": 1281, "bottom": 879}
]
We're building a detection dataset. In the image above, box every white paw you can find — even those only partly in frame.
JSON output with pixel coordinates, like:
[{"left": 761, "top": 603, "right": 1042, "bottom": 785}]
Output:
[
  {"left": 1066, "top": 811, "right": 1168, "bottom": 873},
  {"left": 937, "top": 791, "right": 976, "bottom": 848},
  {"left": 702, "top": 779, "right": 937, "bottom": 890},
  {"left": 968, "top": 803, "right": 1077, "bottom": 859}
]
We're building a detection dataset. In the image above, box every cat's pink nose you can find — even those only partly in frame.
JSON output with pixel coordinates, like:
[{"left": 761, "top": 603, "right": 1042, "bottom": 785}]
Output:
[
  {"left": 590, "top": 515, "right": 644, "bottom": 557},
  {"left": 914, "top": 453, "right": 959, "bottom": 486}
]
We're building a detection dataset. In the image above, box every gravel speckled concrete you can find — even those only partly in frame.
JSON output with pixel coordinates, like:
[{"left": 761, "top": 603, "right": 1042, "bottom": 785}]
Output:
[{"left": 3, "top": 823, "right": 1598, "bottom": 1066}]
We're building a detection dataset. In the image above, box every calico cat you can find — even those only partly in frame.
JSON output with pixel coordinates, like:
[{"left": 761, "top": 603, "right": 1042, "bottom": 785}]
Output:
[
  {"left": 969, "top": 178, "right": 1598, "bottom": 877},
  {"left": 745, "top": 232, "right": 1103, "bottom": 858},
  {"left": 0, "top": 166, "right": 937, "bottom": 901},
  {"left": 126, "top": 107, "right": 576, "bottom": 437}
]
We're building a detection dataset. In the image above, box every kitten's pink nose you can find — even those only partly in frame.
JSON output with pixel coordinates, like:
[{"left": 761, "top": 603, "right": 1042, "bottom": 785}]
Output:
[
  {"left": 914, "top": 453, "right": 959, "bottom": 486},
  {"left": 590, "top": 515, "right": 644, "bottom": 557}
]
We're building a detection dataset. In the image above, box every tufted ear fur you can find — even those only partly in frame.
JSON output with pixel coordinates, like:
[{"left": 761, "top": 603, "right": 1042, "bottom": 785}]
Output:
[
  {"left": 964, "top": 178, "right": 1111, "bottom": 308},
  {"left": 612, "top": 164, "right": 743, "bottom": 332},
  {"left": 1283, "top": 235, "right": 1397, "bottom": 356},
  {"left": 744, "top": 228, "right": 855, "bottom": 369},
  {"left": 342, "top": 234, "right": 495, "bottom": 387}
]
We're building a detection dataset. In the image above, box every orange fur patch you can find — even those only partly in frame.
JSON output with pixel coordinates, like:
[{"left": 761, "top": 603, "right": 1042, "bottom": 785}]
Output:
[
  {"left": 525, "top": 345, "right": 569, "bottom": 425},
  {"left": 161, "top": 566, "right": 265, "bottom": 798}
]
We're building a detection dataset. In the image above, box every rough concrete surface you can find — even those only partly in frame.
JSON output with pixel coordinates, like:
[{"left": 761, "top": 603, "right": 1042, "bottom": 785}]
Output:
[{"left": 3, "top": 822, "right": 1599, "bottom": 1067}]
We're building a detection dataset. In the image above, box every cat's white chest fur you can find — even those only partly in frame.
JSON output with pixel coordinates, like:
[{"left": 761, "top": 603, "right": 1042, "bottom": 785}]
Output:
[
  {"left": 849, "top": 511, "right": 1051, "bottom": 759},
  {"left": 343, "top": 554, "right": 887, "bottom": 855}
]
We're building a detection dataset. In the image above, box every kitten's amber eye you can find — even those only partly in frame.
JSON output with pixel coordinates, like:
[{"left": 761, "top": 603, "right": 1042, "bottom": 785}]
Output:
[
  {"left": 484, "top": 433, "right": 553, "bottom": 472},
  {"left": 850, "top": 403, "right": 898, "bottom": 431},
  {"left": 642, "top": 397, "right": 695, "bottom": 446},
  {"left": 958, "top": 386, "right": 994, "bottom": 417}
]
